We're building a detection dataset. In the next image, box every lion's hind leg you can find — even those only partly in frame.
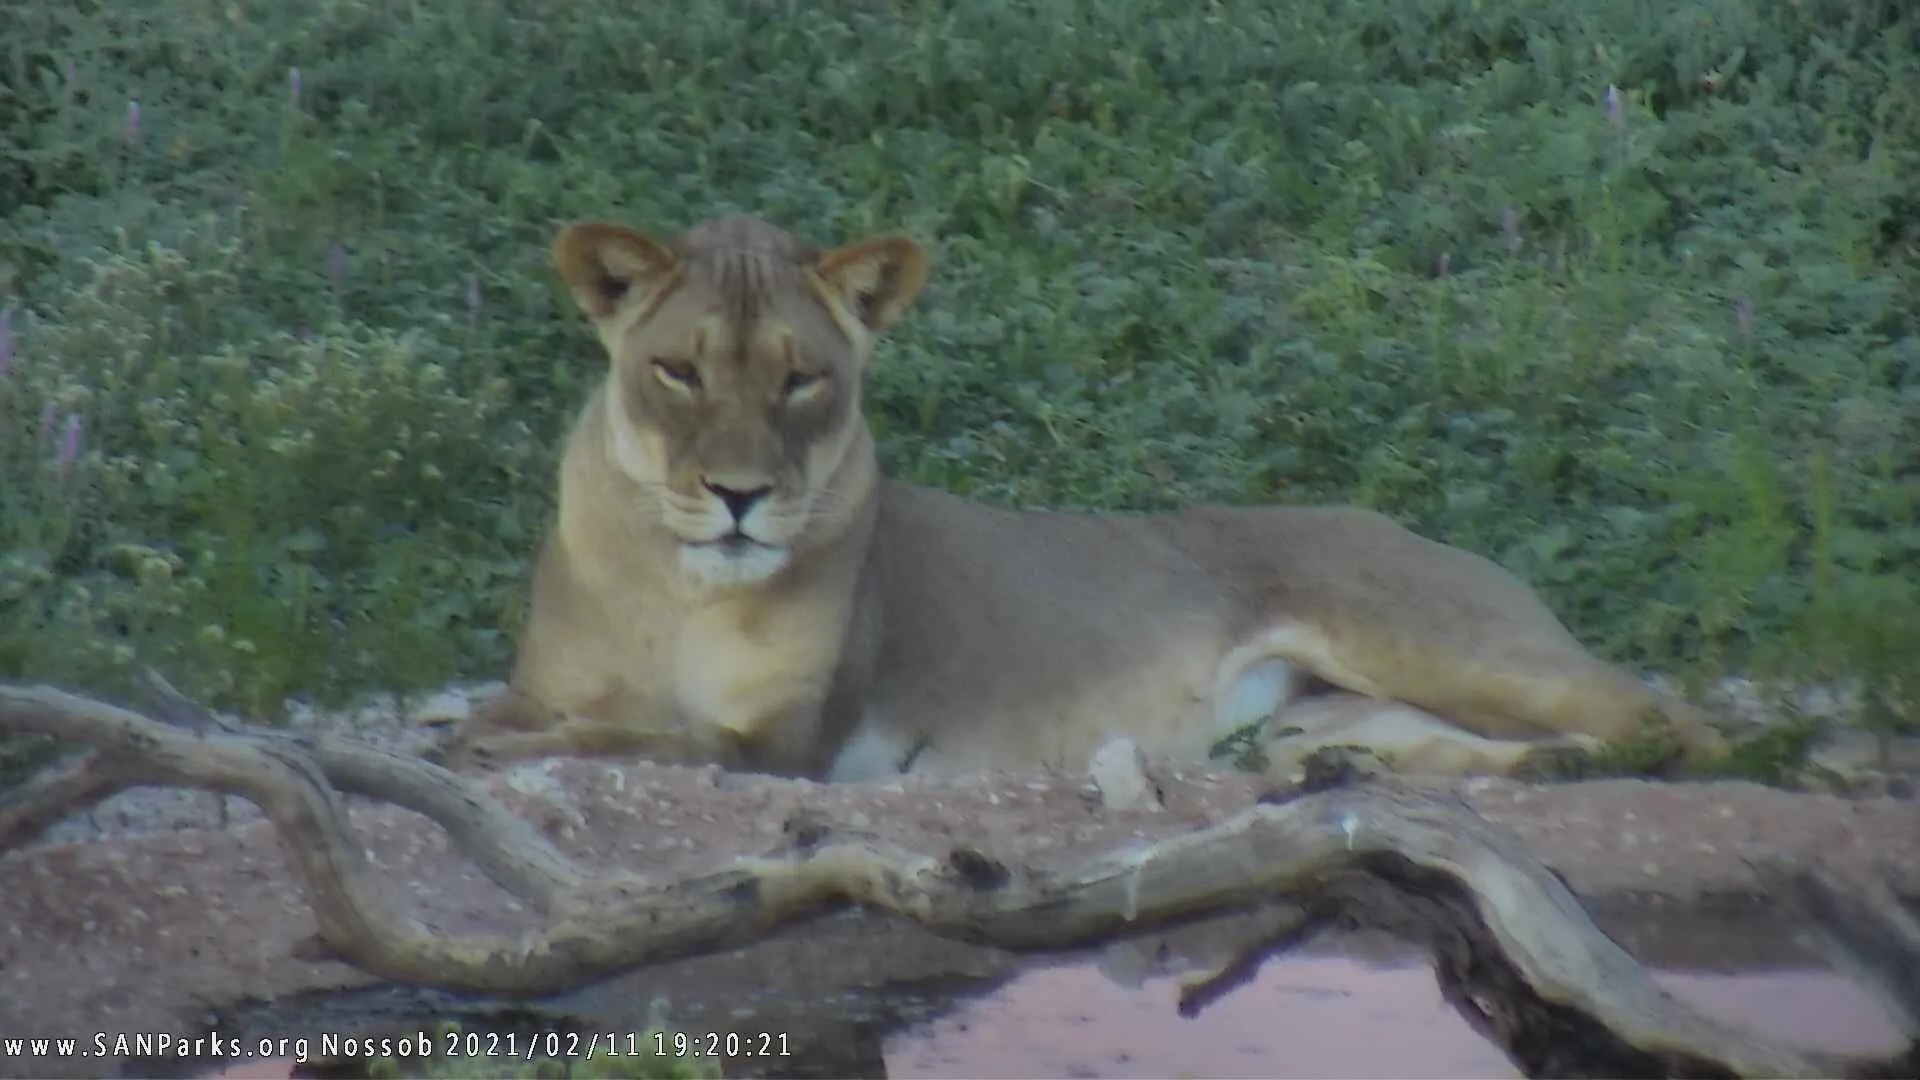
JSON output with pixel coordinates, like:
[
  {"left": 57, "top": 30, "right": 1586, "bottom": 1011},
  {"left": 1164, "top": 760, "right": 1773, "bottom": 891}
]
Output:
[
  {"left": 1228, "top": 611, "right": 1728, "bottom": 776},
  {"left": 1260, "top": 691, "right": 1605, "bottom": 781},
  {"left": 1212, "top": 509, "right": 1730, "bottom": 774}
]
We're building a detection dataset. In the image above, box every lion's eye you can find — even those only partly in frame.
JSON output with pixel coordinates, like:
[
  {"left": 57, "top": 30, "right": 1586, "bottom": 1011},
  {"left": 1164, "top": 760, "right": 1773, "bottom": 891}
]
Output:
[
  {"left": 782, "top": 370, "right": 823, "bottom": 399},
  {"left": 652, "top": 359, "right": 702, "bottom": 391}
]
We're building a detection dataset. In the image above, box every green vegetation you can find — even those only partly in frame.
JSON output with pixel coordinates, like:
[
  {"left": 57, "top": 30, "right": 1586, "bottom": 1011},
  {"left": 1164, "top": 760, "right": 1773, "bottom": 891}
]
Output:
[{"left": 2, "top": 0, "right": 1915, "bottom": 769}]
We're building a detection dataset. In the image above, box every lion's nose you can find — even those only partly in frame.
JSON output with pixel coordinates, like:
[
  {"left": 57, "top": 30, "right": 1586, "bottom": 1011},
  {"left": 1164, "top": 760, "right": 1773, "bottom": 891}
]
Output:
[{"left": 703, "top": 479, "right": 773, "bottom": 523}]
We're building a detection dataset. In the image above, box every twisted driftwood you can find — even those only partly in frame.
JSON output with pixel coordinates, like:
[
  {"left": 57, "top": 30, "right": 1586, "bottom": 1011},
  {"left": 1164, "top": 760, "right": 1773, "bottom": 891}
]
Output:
[{"left": 2, "top": 677, "right": 1916, "bottom": 1079}]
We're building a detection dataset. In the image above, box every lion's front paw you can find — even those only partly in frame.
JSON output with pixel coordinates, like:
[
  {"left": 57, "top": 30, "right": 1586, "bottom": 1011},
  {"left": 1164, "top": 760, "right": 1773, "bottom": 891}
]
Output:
[
  {"left": 428, "top": 728, "right": 508, "bottom": 772},
  {"left": 429, "top": 695, "right": 569, "bottom": 773}
]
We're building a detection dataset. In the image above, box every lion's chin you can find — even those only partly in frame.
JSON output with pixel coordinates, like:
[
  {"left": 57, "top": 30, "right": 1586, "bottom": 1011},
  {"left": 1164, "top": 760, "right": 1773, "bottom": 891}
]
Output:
[{"left": 678, "top": 537, "right": 790, "bottom": 590}]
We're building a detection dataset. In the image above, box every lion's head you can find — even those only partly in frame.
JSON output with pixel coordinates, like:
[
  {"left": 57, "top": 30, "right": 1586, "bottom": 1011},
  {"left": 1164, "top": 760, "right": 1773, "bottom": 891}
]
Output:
[{"left": 551, "top": 215, "right": 928, "bottom": 589}]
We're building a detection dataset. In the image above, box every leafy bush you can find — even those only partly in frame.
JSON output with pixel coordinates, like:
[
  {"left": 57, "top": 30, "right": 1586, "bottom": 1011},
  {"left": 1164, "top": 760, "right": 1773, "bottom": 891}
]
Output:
[
  {"left": 0, "top": 226, "right": 544, "bottom": 716},
  {"left": 1, "top": 0, "right": 1914, "bottom": 745}
]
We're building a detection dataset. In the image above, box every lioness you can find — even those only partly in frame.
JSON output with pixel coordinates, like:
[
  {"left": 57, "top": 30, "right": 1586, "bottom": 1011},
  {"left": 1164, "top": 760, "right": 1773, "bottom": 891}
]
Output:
[{"left": 438, "top": 214, "right": 1729, "bottom": 782}]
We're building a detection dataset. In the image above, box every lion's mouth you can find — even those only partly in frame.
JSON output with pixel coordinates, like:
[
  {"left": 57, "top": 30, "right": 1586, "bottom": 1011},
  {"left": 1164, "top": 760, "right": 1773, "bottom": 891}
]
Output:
[
  {"left": 678, "top": 529, "right": 792, "bottom": 587},
  {"left": 691, "top": 532, "right": 779, "bottom": 557}
]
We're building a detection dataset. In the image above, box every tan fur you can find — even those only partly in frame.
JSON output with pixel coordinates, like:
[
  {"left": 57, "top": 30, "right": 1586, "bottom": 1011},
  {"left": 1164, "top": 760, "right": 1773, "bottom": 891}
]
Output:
[{"left": 437, "top": 215, "right": 1729, "bottom": 781}]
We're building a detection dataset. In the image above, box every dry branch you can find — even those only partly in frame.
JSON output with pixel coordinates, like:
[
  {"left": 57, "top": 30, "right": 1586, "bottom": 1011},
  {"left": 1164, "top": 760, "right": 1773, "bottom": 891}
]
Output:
[
  {"left": 1759, "top": 858, "right": 1920, "bottom": 1046},
  {"left": 3, "top": 679, "right": 1917, "bottom": 1079},
  {"left": 0, "top": 747, "right": 131, "bottom": 848}
]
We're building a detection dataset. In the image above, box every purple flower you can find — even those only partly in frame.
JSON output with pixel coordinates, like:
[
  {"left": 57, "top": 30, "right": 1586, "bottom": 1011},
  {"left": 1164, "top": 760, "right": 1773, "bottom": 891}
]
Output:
[
  {"left": 1501, "top": 207, "right": 1522, "bottom": 256},
  {"left": 64, "top": 59, "right": 77, "bottom": 87},
  {"left": 325, "top": 244, "right": 348, "bottom": 290},
  {"left": 126, "top": 100, "right": 142, "bottom": 143},
  {"left": 288, "top": 66, "right": 302, "bottom": 109},
  {"left": 0, "top": 306, "right": 14, "bottom": 380},
  {"left": 1436, "top": 251, "right": 1451, "bottom": 279},
  {"left": 55, "top": 412, "right": 84, "bottom": 472},
  {"left": 1604, "top": 84, "right": 1623, "bottom": 128},
  {"left": 465, "top": 274, "right": 482, "bottom": 328},
  {"left": 1734, "top": 297, "right": 1755, "bottom": 340},
  {"left": 38, "top": 401, "right": 56, "bottom": 441}
]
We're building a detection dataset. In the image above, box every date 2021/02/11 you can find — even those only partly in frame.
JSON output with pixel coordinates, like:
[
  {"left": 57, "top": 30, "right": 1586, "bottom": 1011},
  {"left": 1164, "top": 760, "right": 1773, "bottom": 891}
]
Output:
[{"left": 429, "top": 1029, "right": 796, "bottom": 1061}]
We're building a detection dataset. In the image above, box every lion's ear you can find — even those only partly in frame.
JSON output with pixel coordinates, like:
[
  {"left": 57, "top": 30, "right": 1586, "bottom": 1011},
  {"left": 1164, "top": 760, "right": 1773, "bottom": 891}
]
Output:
[
  {"left": 813, "top": 235, "right": 929, "bottom": 332},
  {"left": 551, "top": 221, "right": 679, "bottom": 320}
]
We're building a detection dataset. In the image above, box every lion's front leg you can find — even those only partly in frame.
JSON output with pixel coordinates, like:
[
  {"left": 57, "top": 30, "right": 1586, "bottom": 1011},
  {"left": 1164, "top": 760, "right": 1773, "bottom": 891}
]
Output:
[
  {"left": 433, "top": 685, "right": 751, "bottom": 773},
  {"left": 430, "top": 684, "right": 558, "bottom": 770},
  {"left": 437, "top": 717, "right": 752, "bottom": 773},
  {"left": 696, "top": 696, "right": 839, "bottom": 779}
]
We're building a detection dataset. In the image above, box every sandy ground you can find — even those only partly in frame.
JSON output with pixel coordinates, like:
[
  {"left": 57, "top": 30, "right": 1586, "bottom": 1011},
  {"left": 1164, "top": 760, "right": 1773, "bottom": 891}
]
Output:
[{"left": 2, "top": 681, "right": 1917, "bottom": 1078}]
